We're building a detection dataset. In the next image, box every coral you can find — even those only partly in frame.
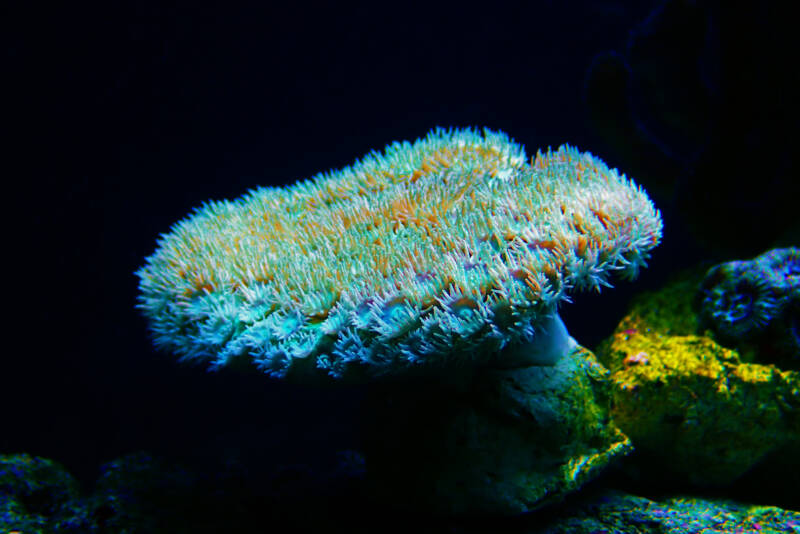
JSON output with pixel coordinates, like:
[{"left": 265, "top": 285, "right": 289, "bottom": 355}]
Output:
[
  {"left": 696, "top": 247, "right": 800, "bottom": 367},
  {"left": 597, "top": 270, "right": 800, "bottom": 486},
  {"left": 760, "top": 246, "right": 800, "bottom": 283},
  {"left": 137, "top": 127, "right": 662, "bottom": 380},
  {"left": 696, "top": 261, "right": 782, "bottom": 342}
]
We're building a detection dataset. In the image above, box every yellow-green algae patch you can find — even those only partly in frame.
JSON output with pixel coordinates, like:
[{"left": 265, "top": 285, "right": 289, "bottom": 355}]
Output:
[{"left": 596, "top": 269, "right": 800, "bottom": 485}]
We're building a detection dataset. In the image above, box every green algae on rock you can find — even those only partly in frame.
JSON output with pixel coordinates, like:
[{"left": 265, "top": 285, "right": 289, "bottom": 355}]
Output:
[
  {"left": 363, "top": 345, "right": 631, "bottom": 515},
  {"left": 596, "top": 269, "right": 800, "bottom": 486},
  {"left": 535, "top": 489, "right": 800, "bottom": 534}
]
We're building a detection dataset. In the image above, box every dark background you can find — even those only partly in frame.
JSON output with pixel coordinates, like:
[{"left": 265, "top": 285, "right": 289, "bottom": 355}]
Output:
[{"left": 6, "top": 0, "right": 798, "bottom": 512}]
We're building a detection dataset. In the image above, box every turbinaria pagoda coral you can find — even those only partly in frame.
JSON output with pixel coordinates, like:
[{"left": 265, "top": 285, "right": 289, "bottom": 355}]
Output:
[{"left": 137, "top": 128, "right": 662, "bottom": 381}]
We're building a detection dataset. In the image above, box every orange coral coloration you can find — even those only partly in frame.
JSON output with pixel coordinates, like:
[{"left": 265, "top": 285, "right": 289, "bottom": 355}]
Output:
[{"left": 136, "top": 128, "right": 662, "bottom": 380}]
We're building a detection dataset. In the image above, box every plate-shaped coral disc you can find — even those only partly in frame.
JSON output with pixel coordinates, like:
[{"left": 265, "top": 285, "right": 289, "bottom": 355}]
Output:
[{"left": 136, "top": 128, "right": 662, "bottom": 380}]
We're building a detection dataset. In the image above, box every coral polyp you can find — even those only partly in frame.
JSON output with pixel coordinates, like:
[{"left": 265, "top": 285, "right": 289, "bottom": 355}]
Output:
[
  {"left": 696, "top": 247, "right": 800, "bottom": 366},
  {"left": 760, "top": 247, "right": 800, "bottom": 281},
  {"left": 136, "top": 128, "right": 662, "bottom": 380},
  {"left": 697, "top": 262, "right": 780, "bottom": 341}
]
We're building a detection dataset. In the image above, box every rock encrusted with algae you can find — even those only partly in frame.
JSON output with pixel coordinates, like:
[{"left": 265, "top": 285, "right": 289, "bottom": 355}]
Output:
[
  {"left": 0, "top": 454, "right": 90, "bottom": 533},
  {"left": 364, "top": 346, "right": 631, "bottom": 515},
  {"left": 4, "top": 452, "right": 798, "bottom": 532},
  {"left": 533, "top": 489, "right": 800, "bottom": 534},
  {"left": 597, "top": 269, "right": 800, "bottom": 485}
]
